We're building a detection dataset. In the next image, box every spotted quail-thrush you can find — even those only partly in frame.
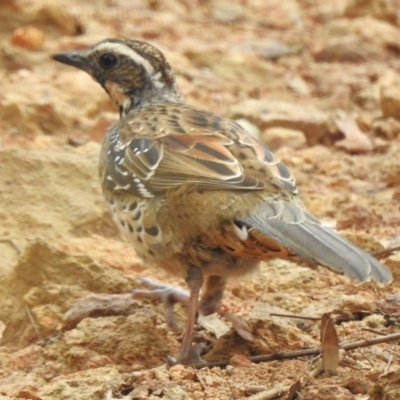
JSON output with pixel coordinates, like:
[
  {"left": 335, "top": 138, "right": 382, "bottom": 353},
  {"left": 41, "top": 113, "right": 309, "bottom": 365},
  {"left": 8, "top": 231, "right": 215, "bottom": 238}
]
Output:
[{"left": 53, "top": 38, "right": 392, "bottom": 366}]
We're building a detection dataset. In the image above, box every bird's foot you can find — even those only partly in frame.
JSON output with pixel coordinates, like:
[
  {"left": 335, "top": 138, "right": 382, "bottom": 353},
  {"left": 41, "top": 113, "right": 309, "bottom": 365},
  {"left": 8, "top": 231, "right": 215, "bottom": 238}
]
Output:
[
  {"left": 167, "top": 343, "right": 209, "bottom": 368},
  {"left": 132, "top": 277, "right": 190, "bottom": 330}
]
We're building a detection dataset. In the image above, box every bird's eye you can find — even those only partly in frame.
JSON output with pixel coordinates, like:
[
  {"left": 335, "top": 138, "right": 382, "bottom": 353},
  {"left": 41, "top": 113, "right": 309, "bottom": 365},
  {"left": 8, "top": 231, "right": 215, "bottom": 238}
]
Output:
[{"left": 99, "top": 53, "right": 118, "bottom": 69}]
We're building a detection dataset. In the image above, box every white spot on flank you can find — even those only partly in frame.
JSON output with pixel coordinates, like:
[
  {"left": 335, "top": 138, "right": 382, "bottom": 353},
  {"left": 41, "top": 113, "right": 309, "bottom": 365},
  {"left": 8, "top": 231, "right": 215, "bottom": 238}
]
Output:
[
  {"left": 138, "top": 186, "right": 154, "bottom": 198},
  {"left": 114, "top": 184, "right": 131, "bottom": 190},
  {"left": 233, "top": 223, "right": 248, "bottom": 241}
]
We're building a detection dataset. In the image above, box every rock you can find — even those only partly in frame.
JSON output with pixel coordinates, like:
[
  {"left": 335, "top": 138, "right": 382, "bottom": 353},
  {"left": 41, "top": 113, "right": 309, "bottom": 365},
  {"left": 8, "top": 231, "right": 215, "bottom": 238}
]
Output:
[
  {"left": 379, "top": 71, "right": 400, "bottom": 120},
  {"left": 10, "top": 25, "right": 45, "bottom": 50},
  {"left": 261, "top": 127, "right": 306, "bottom": 150},
  {"left": 246, "top": 0, "right": 303, "bottom": 30},
  {"left": 382, "top": 158, "right": 400, "bottom": 186},
  {"left": 336, "top": 204, "right": 382, "bottom": 231},
  {"left": 371, "top": 117, "right": 400, "bottom": 139},
  {"left": 285, "top": 74, "right": 310, "bottom": 94},
  {"left": 302, "top": 386, "right": 354, "bottom": 400},
  {"left": 258, "top": 39, "right": 293, "bottom": 60},
  {"left": 378, "top": 292, "right": 400, "bottom": 313},
  {"left": 63, "top": 312, "right": 176, "bottom": 368},
  {"left": 229, "top": 99, "right": 330, "bottom": 145},
  {"left": 344, "top": 0, "right": 400, "bottom": 25},
  {"left": 310, "top": 2, "right": 347, "bottom": 23},
  {"left": 352, "top": 85, "right": 380, "bottom": 111},
  {"left": 211, "top": 2, "right": 246, "bottom": 22},
  {"left": 14, "top": 239, "right": 134, "bottom": 294},
  {"left": 164, "top": 387, "right": 193, "bottom": 400},
  {"left": 313, "top": 35, "right": 371, "bottom": 63},
  {"left": 336, "top": 17, "right": 400, "bottom": 48},
  {"left": 0, "top": 238, "right": 136, "bottom": 346},
  {"left": 0, "top": 146, "right": 113, "bottom": 241},
  {"left": 231, "top": 39, "right": 293, "bottom": 60},
  {"left": 370, "top": 371, "right": 400, "bottom": 400},
  {"left": 37, "top": 367, "right": 121, "bottom": 400},
  {"left": 235, "top": 118, "right": 260, "bottom": 139},
  {"left": 184, "top": 47, "right": 282, "bottom": 86},
  {"left": 38, "top": 2, "right": 84, "bottom": 35}
]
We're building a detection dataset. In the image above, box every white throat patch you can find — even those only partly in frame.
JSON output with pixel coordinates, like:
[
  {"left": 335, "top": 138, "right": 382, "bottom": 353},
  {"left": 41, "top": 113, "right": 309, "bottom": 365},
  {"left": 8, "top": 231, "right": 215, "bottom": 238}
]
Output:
[{"left": 105, "top": 80, "right": 131, "bottom": 112}]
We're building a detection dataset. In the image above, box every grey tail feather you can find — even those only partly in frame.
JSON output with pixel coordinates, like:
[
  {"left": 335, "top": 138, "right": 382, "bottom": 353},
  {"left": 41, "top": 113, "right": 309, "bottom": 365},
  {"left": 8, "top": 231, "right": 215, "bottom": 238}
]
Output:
[{"left": 238, "top": 211, "right": 392, "bottom": 284}]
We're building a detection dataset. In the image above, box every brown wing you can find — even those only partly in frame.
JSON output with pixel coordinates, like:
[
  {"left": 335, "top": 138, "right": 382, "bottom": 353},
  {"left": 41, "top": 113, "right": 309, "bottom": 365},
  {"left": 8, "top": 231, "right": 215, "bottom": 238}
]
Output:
[{"left": 102, "top": 104, "right": 297, "bottom": 197}]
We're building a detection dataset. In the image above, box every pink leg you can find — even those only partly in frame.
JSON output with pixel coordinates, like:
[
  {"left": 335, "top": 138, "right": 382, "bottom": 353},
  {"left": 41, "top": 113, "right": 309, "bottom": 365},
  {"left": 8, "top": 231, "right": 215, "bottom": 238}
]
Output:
[{"left": 169, "top": 265, "right": 206, "bottom": 366}]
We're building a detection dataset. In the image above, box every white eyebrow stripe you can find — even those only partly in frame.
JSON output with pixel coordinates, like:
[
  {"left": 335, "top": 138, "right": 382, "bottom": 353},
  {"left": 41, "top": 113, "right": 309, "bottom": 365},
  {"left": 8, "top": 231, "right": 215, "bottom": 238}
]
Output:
[{"left": 93, "top": 42, "right": 154, "bottom": 74}]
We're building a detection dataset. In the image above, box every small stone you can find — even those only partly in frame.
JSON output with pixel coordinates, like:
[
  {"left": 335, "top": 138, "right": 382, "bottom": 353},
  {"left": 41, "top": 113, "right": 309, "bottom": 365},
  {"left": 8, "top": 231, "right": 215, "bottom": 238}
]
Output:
[
  {"left": 285, "top": 74, "right": 310, "bottom": 94},
  {"left": 344, "top": 0, "right": 399, "bottom": 24},
  {"left": 344, "top": 17, "right": 400, "bottom": 48},
  {"left": 10, "top": 25, "right": 45, "bottom": 50},
  {"left": 39, "top": 2, "right": 84, "bottom": 35},
  {"left": 371, "top": 117, "right": 400, "bottom": 140},
  {"left": 379, "top": 71, "right": 400, "bottom": 121},
  {"left": 211, "top": 2, "right": 246, "bottom": 22},
  {"left": 164, "top": 386, "right": 192, "bottom": 400},
  {"left": 259, "top": 39, "right": 293, "bottom": 60},
  {"left": 370, "top": 371, "right": 400, "bottom": 400},
  {"left": 352, "top": 86, "right": 380, "bottom": 111},
  {"left": 385, "top": 253, "right": 400, "bottom": 282},
  {"left": 235, "top": 118, "right": 260, "bottom": 139},
  {"left": 229, "top": 354, "right": 252, "bottom": 368},
  {"left": 313, "top": 36, "right": 371, "bottom": 63},
  {"left": 336, "top": 204, "right": 381, "bottom": 231},
  {"left": 229, "top": 99, "right": 329, "bottom": 145},
  {"left": 262, "top": 127, "right": 306, "bottom": 150}
]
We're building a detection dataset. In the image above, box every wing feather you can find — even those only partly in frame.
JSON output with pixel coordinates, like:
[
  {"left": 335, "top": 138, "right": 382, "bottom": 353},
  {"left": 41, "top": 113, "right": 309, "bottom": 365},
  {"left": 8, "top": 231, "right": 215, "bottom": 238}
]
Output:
[{"left": 102, "top": 104, "right": 299, "bottom": 196}]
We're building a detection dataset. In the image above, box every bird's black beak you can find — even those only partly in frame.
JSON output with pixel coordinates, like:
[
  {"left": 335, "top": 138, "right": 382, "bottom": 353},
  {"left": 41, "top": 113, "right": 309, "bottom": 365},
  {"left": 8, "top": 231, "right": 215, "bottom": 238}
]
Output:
[{"left": 52, "top": 51, "right": 92, "bottom": 72}]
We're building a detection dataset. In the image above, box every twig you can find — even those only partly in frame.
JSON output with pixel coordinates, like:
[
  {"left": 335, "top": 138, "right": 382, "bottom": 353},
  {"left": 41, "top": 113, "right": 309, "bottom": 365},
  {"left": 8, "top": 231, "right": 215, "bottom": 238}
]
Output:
[
  {"left": 199, "top": 333, "right": 400, "bottom": 369},
  {"left": 384, "top": 345, "right": 395, "bottom": 374},
  {"left": 24, "top": 305, "right": 42, "bottom": 340},
  {"left": 373, "top": 245, "right": 400, "bottom": 260},
  {"left": 248, "top": 385, "right": 292, "bottom": 400},
  {"left": 362, "top": 328, "right": 387, "bottom": 336},
  {"left": 269, "top": 313, "right": 320, "bottom": 321},
  {"left": 0, "top": 237, "right": 22, "bottom": 254}
]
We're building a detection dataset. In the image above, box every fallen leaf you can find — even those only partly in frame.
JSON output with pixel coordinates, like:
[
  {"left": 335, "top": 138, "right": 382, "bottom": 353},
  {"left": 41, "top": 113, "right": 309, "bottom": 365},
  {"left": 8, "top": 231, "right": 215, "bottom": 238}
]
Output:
[
  {"left": 287, "top": 380, "right": 302, "bottom": 400},
  {"left": 334, "top": 111, "right": 373, "bottom": 153},
  {"left": 320, "top": 313, "right": 339, "bottom": 375},
  {"left": 197, "top": 313, "right": 230, "bottom": 339}
]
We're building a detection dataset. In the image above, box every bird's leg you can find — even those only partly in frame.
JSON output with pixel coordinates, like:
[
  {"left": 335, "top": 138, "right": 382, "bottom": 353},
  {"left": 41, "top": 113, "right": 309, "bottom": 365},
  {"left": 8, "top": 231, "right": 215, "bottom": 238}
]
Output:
[
  {"left": 199, "top": 275, "right": 226, "bottom": 315},
  {"left": 169, "top": 264, "right": 205, "bottom": 366}
]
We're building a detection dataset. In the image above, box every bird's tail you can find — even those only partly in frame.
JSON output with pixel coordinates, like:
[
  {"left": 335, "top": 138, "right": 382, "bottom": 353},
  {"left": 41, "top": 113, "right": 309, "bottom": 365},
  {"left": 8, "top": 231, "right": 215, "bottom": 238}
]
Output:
[{"left": 236, "top": 200, "right": 392, "bottom": 283}]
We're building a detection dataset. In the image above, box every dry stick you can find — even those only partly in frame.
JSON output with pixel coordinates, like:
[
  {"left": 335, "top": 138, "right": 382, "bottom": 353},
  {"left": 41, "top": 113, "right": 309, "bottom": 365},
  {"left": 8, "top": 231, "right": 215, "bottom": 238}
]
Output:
[
  {"left": 0, "top": 237, "right": 22, "bottom": 254},
  {"left": 269, "top": 312, "right": 320, "bottom": 321},
  {"left": 202, "top": 332, "right": 400, "bottom": 367},
  {"left": 248, "top": 332, "right": 400, "bottom": 364},
  {"left": 373, "top": 245, "right": 400, "bottom": 260},
  {"left": 384, "top": 345, "right": 395, "bottom": 374}
]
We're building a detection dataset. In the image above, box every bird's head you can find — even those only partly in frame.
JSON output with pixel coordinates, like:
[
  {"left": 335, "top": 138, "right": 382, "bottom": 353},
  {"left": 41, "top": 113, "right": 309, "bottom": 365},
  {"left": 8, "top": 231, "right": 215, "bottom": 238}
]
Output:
[{"left": 52, "top": 38, "right": 183, "bottom": 116}]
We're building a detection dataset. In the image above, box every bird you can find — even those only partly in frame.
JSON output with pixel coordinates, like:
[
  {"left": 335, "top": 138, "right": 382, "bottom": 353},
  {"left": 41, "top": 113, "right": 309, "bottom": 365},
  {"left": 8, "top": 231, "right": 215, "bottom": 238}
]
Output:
[{"left": 52, "top": 38, "right": 392, "bottom": 367}]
